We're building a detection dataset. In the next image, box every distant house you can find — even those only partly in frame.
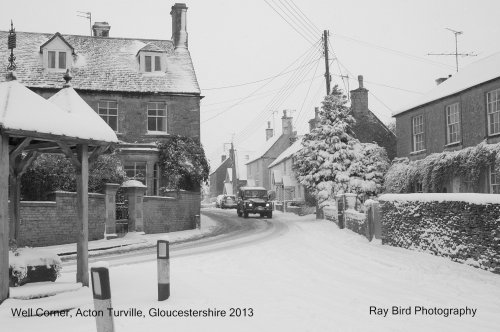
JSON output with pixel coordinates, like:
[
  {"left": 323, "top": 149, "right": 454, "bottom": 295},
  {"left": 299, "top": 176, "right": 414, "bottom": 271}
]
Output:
[
  {"left": 0, "top": 3, "right": 201, "bottom": 198},
  {"left": 268, "top": 137, "right": 305, "bottom": 202},
  {"left": 246, "top": 111, "right": 296, "bottom": 191},
  {"left": 393, "top": 52, "right": 500, "bottom": 193},
  {"left": 208, "top": 150, "right": 249, "bottom": 198},
  {"left": 350, "top": 75, "right": 396, "bottom": 160},
  {"left": 209, "top": 155, "right": 232, "bottom": 198}
]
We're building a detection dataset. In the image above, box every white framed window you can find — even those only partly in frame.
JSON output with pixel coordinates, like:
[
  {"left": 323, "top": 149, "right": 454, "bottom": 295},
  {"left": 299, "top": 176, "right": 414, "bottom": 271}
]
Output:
[
  {"left": 153, "top": 163, "right": 160, "bottom": 195},
  {"left": 47, "top": 50, "right": 67, "bottom": 70},
  {"left": 124, "top": 162, "right": 147, "bottom": 185},
  {"left": 147, "top": 102, "right": 167, "bottom": 133},
  {"left": 412, "top": 115, "right": 425, "bottom": 152},
  {"left": 487, "top": 88, "right": 500, "bottom": 135},
  {"left": 144, "top": 55, "right": 162, "bottom": 72},
  {"left": 98, "top": 100, "right": 118, "bottom": 131},
  {"left": 489, "top": 165, "right": 500, "bottom": 194},
  {"left": 446, "top": 103, "right": 461, "bottom": 144}
]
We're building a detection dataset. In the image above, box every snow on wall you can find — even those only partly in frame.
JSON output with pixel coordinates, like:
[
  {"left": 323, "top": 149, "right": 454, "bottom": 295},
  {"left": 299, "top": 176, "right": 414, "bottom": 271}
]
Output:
[
  {"left": 379, "top": 193, "right": 500, "bottom": 205},
  {"left": 379, "top": 198, "right": 500, "bottom": 274}
]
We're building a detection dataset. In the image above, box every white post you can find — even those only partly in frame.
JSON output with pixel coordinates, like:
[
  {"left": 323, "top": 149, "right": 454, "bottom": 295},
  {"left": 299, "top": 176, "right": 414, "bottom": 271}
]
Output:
[
  {"left": 157, "top": 240, "right": 170, "bottom": 301},
  {"left": 91, "top": 266, "right": 115, "bottom": 332}
]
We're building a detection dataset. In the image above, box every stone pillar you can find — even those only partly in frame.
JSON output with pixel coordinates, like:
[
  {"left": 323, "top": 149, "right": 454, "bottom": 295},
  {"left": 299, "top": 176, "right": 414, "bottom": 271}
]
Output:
[
  {"left": 122, "top": 180, "right": 147, "bottom": 232},
  {"left": 344, "top": 193, "right": 357, "bottom": 210},
  {"left": 103, "top": 183, "right": 120, "bottom": 239}
]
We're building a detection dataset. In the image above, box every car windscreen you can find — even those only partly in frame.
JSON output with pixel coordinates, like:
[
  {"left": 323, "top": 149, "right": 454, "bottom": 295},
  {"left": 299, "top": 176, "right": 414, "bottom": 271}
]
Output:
[{"left": 243, "top": 190, "right": 267, "bottom": 198}]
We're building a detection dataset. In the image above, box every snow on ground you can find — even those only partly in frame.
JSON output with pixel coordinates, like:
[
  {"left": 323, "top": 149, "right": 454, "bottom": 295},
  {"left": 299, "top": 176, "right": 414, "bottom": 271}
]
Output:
[{"left": 1, "top": 211, "right": 499, "bottom": 332}]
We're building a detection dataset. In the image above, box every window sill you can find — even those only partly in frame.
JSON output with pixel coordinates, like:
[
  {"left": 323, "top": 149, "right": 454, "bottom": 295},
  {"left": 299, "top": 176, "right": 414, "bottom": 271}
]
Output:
[
  {"left": 146, "top": 132, "right": 169, "bottom": 136},
  {"left": 410, "top": 149, "right": 426, "bottom": 156},
  {"left": 487, "top": 132, "right": 500, "bottom": 138},
  {"left": 444, "top": 142, "right": 462, "bottom": 149}
]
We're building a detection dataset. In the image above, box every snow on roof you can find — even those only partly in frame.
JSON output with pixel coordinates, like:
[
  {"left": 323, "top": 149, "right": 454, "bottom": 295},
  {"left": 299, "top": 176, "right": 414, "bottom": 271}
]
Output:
[
  {"left": 121, "top": 179, "right": 147, "bottom": 188},
  {"left": 379, "top": 193, "right": 500, "bottom": 205},
  {"left": 0, "top": 79, "right": 115, "bottom": 143},
  {"left": 268, "top": 137, "right": 303, "bottom": 168},
  {"left": 49, "top": 86, "right": 118, "bottom": 143},
  {"left": 246, "top": 134, "right": 282, "bottom": 164},
  {"left": 393, "top": 52, "right": 500, "bottom": 116}
]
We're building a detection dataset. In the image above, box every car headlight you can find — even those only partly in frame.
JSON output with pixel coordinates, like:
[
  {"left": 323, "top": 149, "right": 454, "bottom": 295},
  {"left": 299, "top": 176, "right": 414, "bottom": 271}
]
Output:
[
  {"left": 248, "top": 203, "right": 253, "bottom": 207},
  {"left": 266, "top": 203, "right": 270, "bottom": 207}
]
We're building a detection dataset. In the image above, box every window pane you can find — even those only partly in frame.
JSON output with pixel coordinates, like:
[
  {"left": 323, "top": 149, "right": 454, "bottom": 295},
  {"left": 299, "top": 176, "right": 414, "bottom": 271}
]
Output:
[
  {"left": 48, "top": 51, "right": 56, "bottom": 68},
  {"left": 108, "top": 117, "right": 117, "bottom": 131},
  {"left": 145, "top": 56, "right": 152, "bottom": 72},
  {"left": 155, "top": 56, "right": 161, "bottom": 71},
  {"left": 59, "top": 52, "right": 66, "bottom": 69},
  {"left": 148, "top": 117, "right": 156, "bottom": 131}
]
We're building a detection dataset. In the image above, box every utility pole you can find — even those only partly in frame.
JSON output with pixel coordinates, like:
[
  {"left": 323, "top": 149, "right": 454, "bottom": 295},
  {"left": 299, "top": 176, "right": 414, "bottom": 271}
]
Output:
[
  {"left": 323, "top": 30, "right": 331, "bottom": 95},
  {"left": 230, "top": 142, "right": 237, "bottom": 196},
  {"left": 428, "top": 28, "right": 476, "bottom": 72}
]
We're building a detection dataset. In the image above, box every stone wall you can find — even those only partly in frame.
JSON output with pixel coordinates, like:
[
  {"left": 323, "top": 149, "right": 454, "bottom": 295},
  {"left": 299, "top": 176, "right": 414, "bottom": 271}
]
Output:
[
  {"left": 143, "top": 191, "right": 200, "bottom": 233},
  {"left": 379, "top": 194, "right": 500, "bottom": 274},
  {"left": 15, "top": 191, "right": 105, "bottom": 247}
]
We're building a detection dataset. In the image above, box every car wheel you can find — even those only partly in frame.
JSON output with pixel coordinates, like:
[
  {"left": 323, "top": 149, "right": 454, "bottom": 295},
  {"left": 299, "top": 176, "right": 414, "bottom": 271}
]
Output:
[
  {"left": 237, "top": 208, "right": 242, "bottom": 217},
  {"left": 267, "top": 212, "right": 273, "bottom": 218},
  {"left": 244, "top": 211, "right": 248, "bottom": 218}
]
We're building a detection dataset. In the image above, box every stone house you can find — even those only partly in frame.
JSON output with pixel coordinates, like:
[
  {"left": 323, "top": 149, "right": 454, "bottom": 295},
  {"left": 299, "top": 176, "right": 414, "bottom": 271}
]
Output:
[
  {"left": 246, "top": 111, "right": 296, "bottom": 191},
  {"left": 393, "top": 52, "right": 500, "bottom": 193},
  {"left": 350, "top": 75, "right": 396, "bottom": 160},
  {"left": 208, "top": 151, "right": 248, "bottom": 199},
  {"left": 0, "top": 3, "right": 201, "bottom": 198}
]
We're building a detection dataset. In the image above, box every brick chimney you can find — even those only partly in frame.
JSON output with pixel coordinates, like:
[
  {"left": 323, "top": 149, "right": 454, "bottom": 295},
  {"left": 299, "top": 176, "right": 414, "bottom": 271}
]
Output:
[
  {"left": 265, "top": 121, "right": 274, "bottom": 141},
  {"left": 92, "top": 22, "right": 111, "bottom": 37},
  {"left": 308, "top": 107, "right": 319, "bottom": 132},
  {"left": 281, "top": 110, "right": 293, "bottom": 135},
  {"left": 350, "top": 75, "right": 369, "bottom": 118},
  {"left": 171, "top": 3, "right": 188, "bottom": 49}
]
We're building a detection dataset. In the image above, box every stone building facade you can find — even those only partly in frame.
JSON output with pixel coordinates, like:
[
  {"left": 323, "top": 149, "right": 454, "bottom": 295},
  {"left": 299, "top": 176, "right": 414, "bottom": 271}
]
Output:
[{"left": 0, "top": 3, "right": 201, "bottom": 198}]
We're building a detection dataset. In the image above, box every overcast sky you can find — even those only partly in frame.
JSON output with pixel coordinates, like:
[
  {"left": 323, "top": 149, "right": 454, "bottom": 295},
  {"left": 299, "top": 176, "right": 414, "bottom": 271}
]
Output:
[{"left": 2, "top": 0, "right": 500, "bottom": 167}]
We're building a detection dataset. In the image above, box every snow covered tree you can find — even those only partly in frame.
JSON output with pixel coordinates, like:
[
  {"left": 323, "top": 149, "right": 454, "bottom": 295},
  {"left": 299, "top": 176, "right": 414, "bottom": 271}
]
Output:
[{"left": 293, "top": 85, "right": 389, "bottom": 205}]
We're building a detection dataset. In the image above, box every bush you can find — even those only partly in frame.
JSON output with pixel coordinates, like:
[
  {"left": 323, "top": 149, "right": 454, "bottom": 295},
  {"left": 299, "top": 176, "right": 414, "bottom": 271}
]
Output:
[
  {"left": 9, "top": 248, "right": 62, "bottom": 286},
  {"left": 21, "top": 153, "right": 126, "bottom": 200}
]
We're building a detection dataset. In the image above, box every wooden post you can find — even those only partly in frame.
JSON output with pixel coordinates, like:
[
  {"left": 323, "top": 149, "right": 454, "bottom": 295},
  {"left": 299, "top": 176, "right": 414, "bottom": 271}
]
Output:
[
  {"left": 8, "top": 175, "right": 20, "bottom": 242},
  {"left": 0, "top": 132, "right": 10, "bottom": 303},
  {"left": 76, "top": 144, "right": 89, "bottom": 286}
]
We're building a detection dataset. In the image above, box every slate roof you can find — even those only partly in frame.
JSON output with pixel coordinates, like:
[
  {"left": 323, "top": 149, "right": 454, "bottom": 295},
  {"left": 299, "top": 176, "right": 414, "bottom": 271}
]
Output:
[
  {"left": 394, "top": 52, "right": 500, "bottom": 116},
  {"left": 0, "top": 31, "right": 200, "bottom": 94},
  {"left": 268, "top": 137, "right": 303, "bottom": 168}
]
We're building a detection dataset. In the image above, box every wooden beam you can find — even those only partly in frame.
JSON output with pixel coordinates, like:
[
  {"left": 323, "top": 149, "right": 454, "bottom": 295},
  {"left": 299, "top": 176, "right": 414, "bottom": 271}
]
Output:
[
  {"left": 9, "top": 137, "right": 32, "bottom": 161},
  {"left": 57, "top": 142, "right": 81, "bottom": 171},
  {"left": 16, "top": 152, "right": 38, "bottom": 176},
  {"left": 75, "top": 144, "right": 89, "bottom": 286},
  {"left": 22, "top": 141, "right": 60, "bottom": 153},
  {"left": 0, "top": 132, "right": 10, "bottom": 303}
]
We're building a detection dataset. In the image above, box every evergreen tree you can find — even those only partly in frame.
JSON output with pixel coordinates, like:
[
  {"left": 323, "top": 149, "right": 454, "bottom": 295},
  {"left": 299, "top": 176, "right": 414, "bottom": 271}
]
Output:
[{"left": 293, "top": 85, "right": 389, "bottom": 205}]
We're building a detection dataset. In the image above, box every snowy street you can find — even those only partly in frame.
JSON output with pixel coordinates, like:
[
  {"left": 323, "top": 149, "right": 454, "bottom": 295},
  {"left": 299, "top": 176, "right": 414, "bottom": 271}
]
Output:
[{"left": 1, "top": 209, "right": 500, "bottom": 331}]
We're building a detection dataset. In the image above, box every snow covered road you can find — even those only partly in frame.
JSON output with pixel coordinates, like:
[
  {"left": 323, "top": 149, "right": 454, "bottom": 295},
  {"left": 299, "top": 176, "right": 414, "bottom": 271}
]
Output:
[{"left": 1, "top": 210, "right": 500, "bottom": 332}]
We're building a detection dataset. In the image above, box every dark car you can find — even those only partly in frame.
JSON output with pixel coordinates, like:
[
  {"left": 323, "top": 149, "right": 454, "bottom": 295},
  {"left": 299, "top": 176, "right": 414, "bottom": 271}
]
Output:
[
  {"left": 221, "top": 195, "right": 237, "bottom": 209},
  {"left": 236, "top": 186, "right": 272, "bottom": 218}
]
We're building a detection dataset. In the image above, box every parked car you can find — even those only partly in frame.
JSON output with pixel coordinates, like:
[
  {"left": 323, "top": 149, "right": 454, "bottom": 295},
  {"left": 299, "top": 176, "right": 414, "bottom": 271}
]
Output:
[
  {"left": 215, "top": 194, "right": 225, "bottom": 208},
  {"left": 236, "top": 186, "right": 272, "bottom": 218},
  {"left": 221, "top": 195, "right": 237, "bottom": 209}
]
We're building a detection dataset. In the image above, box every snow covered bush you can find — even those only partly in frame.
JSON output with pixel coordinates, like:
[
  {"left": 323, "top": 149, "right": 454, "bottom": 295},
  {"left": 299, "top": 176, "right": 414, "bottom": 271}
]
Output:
[
  {"left": 293, "top": 85, "right": 389, "bottom": 205},
  {"left": 157, "top": 135, "right": 209, "bottom": 192},
  {"left": 22, "top": 152, "right": 126, "bottom": 200},
  {"left": 9, "top": 248, "right": 62, "bottom": 286},
  {"left": 379, "top": 193, "right": 500, "bottom": 274}
]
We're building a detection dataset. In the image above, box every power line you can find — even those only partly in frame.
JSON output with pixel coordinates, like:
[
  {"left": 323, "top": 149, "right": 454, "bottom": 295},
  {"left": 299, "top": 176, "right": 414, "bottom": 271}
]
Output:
[
  {"left": 201, "top": 40, "right": 321, "bottom": 124},
  {"left": 203, "top": 58, "right": 321, "bottom": 91}
]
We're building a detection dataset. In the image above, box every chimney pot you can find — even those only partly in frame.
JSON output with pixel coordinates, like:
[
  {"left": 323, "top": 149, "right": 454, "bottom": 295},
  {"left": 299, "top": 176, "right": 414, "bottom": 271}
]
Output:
[{"left": 358, "top": 75, "right": 364, "bottom": 89}]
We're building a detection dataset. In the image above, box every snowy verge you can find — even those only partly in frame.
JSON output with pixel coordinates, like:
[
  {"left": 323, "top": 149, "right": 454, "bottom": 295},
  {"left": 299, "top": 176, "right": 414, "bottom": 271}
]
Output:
[{"left": 379, "top": 193, "right": 500, "bottom": 204}]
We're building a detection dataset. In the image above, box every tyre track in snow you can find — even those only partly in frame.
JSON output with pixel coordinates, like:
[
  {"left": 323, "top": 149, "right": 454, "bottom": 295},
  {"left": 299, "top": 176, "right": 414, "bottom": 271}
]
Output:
[{"left": 61, "top": 208, "right": 289, "bottom": 271}]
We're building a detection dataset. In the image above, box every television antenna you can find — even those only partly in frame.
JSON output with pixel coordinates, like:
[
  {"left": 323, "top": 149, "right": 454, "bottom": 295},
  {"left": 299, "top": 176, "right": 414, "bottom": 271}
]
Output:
[
  {"left": 77, "top": 11, "right": 92, "bottom": 36},
  {"left": 428, "top": 28, "right": 476, "bottom": 72}
]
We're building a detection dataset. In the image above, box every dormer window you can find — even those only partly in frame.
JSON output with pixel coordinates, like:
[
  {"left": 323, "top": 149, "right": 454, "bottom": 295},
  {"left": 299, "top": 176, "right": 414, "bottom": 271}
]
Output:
[
  {"left": 40, "top": 32, "right": 74, "bottom": 72},
  {"left": 137, "top": 43, "right": 166, "bottom": 74},
  {"left": 145, "top": 55, "right": 162, "bottom": 72}
]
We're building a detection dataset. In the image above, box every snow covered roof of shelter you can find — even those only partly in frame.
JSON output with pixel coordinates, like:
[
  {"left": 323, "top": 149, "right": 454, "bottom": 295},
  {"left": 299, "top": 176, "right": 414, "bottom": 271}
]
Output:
[
  {"left": 268, "top": 137, "right": 303, "bottom": 168},
  {"left": 49, "top": 86, "right": 118, "bottom": 143},
  {"left": 394, "top": 52, "right": 500, "bottom": 116},
  {"left": 0, "top": 79, "right": 116, "bottom": 143},
  {"left": 0, "top": 31, "right": 200, "bottom": 94}
]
